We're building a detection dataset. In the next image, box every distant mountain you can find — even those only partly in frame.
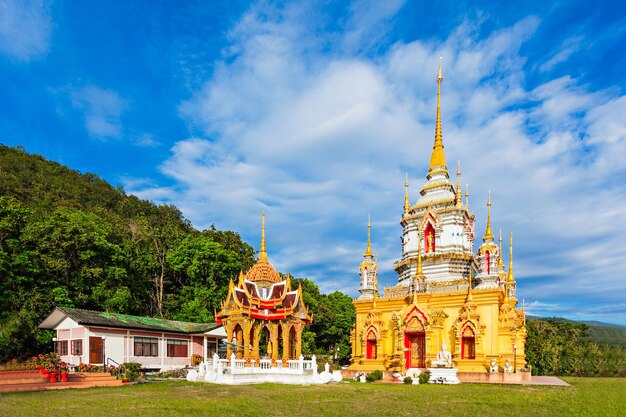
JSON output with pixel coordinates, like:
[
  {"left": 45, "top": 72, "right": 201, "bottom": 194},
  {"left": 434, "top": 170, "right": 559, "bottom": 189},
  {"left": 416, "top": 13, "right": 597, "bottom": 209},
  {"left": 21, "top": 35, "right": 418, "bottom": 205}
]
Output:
[{"left": 527, "top": 315, "right": 626, "bottom": 346}]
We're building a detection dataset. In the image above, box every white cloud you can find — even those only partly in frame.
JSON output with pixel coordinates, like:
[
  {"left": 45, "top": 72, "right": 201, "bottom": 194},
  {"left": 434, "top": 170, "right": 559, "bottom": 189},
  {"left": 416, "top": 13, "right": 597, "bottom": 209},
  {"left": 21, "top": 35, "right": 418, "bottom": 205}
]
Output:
[
  {"left": 0, "top": 0, "right": 52, "bottom": 62},
  {"left": 539, "top": 36, "right": 584, "bottom": 72},
  {"left": 131, "top": 6, "right": 626, "bottom": 324},
  {"left": 71, "top": 86, "right": 128, "bottom": 139}
]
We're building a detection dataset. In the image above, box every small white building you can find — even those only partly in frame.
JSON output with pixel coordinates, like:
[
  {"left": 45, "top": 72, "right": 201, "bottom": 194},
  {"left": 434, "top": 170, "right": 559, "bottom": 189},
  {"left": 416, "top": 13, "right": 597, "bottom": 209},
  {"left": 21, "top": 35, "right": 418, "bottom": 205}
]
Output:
[{"left": 39, "top": 307, "right": 226, "bottom": 371}]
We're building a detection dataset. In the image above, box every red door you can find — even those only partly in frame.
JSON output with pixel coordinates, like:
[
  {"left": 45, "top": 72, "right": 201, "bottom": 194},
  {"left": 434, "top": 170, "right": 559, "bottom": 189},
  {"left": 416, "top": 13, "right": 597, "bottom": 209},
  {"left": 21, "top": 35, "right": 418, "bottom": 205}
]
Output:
[
  {"left": 404, "top": 332, "right": 425, "bottom": 369},
  {"left": 89, "top": 337, "right": 103, "bottom": 364}
]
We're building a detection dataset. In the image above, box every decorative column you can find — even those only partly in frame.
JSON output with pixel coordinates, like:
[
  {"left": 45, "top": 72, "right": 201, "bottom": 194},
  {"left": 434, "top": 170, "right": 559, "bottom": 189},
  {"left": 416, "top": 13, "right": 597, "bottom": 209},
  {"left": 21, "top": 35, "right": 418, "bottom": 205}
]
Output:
[
  {"left": 271, "top": 323, "right": 280, "bottom": 364},
  {"left": 243, "top": 319, "right": 251, "bottom": 362},
  {"left": 282, "top": 323, "right": 290, "bottom": 362},
  {"left": 225, "top": 322, "right": 233, "bottom": 358},
  {"left": 296, "top": 324, "right": 303, "bottom": 358},
  {"left": 252, "top": 323, "right": 260, "bottom": 363}
]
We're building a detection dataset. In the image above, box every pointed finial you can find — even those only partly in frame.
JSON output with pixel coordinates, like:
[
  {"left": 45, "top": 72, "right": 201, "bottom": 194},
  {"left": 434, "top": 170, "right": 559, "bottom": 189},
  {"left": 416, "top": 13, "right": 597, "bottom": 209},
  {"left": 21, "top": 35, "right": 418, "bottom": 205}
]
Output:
[
  {"left": 437, "top": 56, "right": 443, "bottom": 83},
  {"left": 364, "top": 214, "right": 374, "bottom": 258},
  {"left": 484, "top": 191, "right": 494, "bottom": 241},
  {"left": 507, "top": 232, "right": 514, "bottom": 283},
  {"left": 428, "top": 57, "right": 448, "bottom": 175},
  {"left": 404, "top": 173, "right": 410, "bottom": 214},
  {"left": 455, "top": 161, "right": 463, "bottom": 207},
  {"left": 259, "top": 212, "right": 268, "bottom": 262},
  {"left": 465, "top": 184, "right": 469, "bottom": 209},
  {"left": 498, "top": 228, "right": 504, "bottom": 269}
]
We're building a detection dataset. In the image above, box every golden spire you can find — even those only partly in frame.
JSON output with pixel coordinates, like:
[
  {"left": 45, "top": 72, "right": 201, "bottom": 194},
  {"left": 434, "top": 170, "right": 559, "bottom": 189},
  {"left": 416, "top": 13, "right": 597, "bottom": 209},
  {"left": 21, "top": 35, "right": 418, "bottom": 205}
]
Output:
[
  {"left": 455, "top": 161, "right": 463, "bottom": 207},
  {"left": 465, "top": 184, "right": 469, "bottom": 209},
  {"left": 417, "top": 238, "right": 424, "bottom": 276},
  {"left": 428, "top": 57, "right": 448, "bottom": 175},
  {"left": 404, "top": 174, "right": 410, "bottom": 214},
  {"left": 259, "top": 212, "right": 268, "bottom": 262},
  {"left": 507, "top": 232, "right": 514, "bottom": 283},
  {"left": 364, "top": 214, "right": 374, "bottom": 258},
  {"left": 483, "top": 191, "right": 494, "bottom": 241},
  {"left": 497, "top": 228, "right": 504, "bottom": 269}
]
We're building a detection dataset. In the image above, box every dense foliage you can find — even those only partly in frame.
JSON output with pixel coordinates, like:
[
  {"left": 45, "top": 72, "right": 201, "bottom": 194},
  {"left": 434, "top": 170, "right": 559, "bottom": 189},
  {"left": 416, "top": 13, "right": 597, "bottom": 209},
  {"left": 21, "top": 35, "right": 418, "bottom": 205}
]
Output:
[
  {"left": 295, "top": 278, "right": 356, "bottom": 363},
  {"left": 525, "top": 318, "right": 626, "bottom": 376},
  {"left": 0, "top": 145, "right": 354, "bottom": 361}
]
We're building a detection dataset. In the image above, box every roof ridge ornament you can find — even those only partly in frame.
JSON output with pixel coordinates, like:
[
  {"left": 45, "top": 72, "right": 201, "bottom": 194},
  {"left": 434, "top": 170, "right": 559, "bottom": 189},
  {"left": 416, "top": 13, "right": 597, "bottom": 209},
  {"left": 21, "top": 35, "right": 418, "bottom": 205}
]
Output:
[
  {"left": 484, "top": 191, "right": 494, "bottom": 241},
  {"left": 364, "top": 214, "right": 374, "bottom": 258}
]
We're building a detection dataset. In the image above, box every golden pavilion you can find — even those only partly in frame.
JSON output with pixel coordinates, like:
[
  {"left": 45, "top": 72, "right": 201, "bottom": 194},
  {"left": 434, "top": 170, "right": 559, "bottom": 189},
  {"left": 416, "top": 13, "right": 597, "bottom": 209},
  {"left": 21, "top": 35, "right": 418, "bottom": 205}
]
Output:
[
  {"left": 348, "top": 61, "right": 527, "bottom": 374},
  {"left": 216, "top": 213, "right": 312, "bottom": 365}
]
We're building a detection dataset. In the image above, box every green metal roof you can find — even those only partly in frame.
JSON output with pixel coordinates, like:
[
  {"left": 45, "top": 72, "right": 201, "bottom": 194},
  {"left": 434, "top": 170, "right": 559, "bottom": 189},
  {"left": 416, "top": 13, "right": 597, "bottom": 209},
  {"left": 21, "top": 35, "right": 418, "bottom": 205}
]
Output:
[{"left": 53, "top": 307, "right": 220, "bottom": 334}]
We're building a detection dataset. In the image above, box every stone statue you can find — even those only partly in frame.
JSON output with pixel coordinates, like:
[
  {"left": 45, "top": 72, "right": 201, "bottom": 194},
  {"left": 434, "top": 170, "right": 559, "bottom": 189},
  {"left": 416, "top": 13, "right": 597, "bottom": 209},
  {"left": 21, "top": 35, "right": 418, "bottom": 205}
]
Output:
[
  {"left": 489, "top": 359, "right": 498, "bottom": 373},
  {"left": 432, "top": 343, "right": 453, "bottom": 367},
  {"left": 503, "top": 359, "right": 513, "bottom": 373}
]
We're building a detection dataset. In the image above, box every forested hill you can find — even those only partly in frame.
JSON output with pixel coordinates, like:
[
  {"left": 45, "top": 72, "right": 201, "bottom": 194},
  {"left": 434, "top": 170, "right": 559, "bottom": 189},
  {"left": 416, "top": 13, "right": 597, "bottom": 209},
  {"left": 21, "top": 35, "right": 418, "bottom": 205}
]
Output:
[
  {"left": 0, "top": 144, "right": 256, "bottom": 360},
  {"left": 0, "top": 145, "right": 356, "bottom": 364}
]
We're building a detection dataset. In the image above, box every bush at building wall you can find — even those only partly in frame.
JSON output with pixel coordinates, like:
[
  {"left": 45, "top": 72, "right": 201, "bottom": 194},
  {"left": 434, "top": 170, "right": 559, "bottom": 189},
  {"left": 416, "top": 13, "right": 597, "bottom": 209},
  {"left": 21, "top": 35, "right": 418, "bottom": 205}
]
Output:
[{"left": 122, "top": 362, "right": 142, "bottom": 381}]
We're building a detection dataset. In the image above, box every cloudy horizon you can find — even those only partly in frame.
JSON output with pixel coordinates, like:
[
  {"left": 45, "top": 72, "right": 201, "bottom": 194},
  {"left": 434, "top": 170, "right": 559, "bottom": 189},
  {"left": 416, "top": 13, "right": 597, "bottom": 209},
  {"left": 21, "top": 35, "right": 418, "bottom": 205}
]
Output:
[{"left": 1, "top": 1, "right": 625, "bottom": 325}]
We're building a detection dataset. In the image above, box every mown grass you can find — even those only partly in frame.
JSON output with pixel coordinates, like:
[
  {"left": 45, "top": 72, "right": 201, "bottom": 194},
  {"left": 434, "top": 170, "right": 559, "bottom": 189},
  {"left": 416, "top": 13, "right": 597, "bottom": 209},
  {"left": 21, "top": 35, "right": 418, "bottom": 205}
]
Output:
[{"left": 1, "top": 378, "right": 624, "bottom": 417}]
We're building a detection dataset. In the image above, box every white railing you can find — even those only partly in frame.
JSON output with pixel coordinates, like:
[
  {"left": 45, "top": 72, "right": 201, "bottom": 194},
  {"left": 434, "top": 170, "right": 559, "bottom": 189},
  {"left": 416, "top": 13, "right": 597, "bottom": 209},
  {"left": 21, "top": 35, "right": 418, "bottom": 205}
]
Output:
[{"left": 210, "top": 354, "right": 317, "bottom": 375}]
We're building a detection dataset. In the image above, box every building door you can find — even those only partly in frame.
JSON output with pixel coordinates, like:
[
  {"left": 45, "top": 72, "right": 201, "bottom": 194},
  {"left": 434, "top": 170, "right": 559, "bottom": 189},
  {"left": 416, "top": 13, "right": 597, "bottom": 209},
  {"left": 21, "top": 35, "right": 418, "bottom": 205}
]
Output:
[
  {"left": 89, "top": 337, "right": 103, "bottom": 364},
  {"left": 404, "top": 332, "right": 425, "bottom": 369}
]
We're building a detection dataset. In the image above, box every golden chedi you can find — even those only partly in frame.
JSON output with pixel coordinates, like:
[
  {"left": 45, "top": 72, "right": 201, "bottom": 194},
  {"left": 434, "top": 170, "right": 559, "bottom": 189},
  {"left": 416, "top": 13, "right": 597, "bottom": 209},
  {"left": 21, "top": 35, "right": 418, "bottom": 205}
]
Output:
[{"left": 349, "top": 60, "right": 526, "bottom": 375}]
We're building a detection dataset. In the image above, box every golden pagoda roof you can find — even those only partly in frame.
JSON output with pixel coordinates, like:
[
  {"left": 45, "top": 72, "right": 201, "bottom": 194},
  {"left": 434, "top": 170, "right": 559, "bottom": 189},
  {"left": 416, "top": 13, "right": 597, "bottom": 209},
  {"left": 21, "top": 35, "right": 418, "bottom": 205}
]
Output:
[{"left": 245, "top": 212, "right": 282, "bottom": 284}]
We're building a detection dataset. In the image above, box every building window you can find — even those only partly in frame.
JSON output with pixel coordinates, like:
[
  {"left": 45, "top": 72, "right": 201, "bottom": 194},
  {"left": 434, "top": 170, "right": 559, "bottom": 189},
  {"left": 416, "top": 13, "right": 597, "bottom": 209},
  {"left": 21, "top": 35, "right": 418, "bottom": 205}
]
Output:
[
  {"left": 71, "top": 340, "right": 83, "bottom": 355},
  {"left": 167, "top": 339, "right": 188, "bottom": 357},
  {"left": 56, "top": 340, "right": 68, "bottom": 355},
  {"left": 134, "top": 337, "right": 158, "bottom": 357}
]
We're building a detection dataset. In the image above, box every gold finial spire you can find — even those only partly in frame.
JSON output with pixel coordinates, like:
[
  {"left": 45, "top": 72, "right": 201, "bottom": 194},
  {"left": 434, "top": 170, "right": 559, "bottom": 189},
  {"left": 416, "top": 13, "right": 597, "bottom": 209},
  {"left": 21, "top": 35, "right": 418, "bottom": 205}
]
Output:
[
  {"left": 465, "top": 184, "right": 469, "bottom": 209},
  {"left": 404, "top": 174, "right": 410, "bottom": 214},
  {"left": 455, "top": 161, "right": 463, "bottom": 207},
  {"left": 498, "top": 228, "right": 504, "bottom": 269},
  {"left": 428, "top": 57, "right": 448, "bottom": 174},
  {"left": 484, "top": 191, "right": 494, "bottom": 241},
  {"left": 416, "top": 237, "right": 425, "bottom": 277},
  {"left": 259, "top": 212, "right": 268, "bottom": 262},
  {"left": 364, "top": 214, "right": 373, "bottom": 258},
  {"left": 507, "top": 232, "right": 514, "bottom": 283}
]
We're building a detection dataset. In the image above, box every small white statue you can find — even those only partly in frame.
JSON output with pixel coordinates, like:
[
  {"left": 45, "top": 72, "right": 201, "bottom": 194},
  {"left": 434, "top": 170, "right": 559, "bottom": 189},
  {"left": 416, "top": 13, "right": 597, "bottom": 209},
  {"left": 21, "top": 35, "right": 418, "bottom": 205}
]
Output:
[
  {"left": 432, "top": 343, "right": 453, "bottom": 368},
  {"left": 503, "top": 359, "right": 513, "bottom": 373},
  {"left": 489, "top": 359, "right": 499, "bottom": 373}
]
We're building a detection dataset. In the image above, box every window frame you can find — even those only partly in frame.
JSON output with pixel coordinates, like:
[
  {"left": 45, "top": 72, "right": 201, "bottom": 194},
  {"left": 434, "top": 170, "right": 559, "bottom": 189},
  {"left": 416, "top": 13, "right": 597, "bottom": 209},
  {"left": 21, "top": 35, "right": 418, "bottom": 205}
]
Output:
[
  {"left": 134, "top": 336, "right": 159, "bottom": 357},
  {"left": 167, "top": 339, "right": 189, "bottom": 358},
  {"left": 56, "top": 340, "right": 68, "bottom": 356},
  {"left": 71, "top": 339, "right": 83, "bottom": 355}
]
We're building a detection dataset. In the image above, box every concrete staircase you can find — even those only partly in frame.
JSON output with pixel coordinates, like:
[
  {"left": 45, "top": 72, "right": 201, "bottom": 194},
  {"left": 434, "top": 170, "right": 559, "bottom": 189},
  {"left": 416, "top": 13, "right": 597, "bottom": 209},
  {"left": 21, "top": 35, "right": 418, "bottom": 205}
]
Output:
[{"left": 0, "top": 371, "right": 125, "bottom": 393}]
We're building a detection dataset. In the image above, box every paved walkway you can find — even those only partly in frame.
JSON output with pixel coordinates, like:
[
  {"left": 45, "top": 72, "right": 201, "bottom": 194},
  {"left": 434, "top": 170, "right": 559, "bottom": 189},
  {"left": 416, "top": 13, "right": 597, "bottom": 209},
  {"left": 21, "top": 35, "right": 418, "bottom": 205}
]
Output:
[{"left": 524, "top": 376, "right": 570, "bottom": 386}]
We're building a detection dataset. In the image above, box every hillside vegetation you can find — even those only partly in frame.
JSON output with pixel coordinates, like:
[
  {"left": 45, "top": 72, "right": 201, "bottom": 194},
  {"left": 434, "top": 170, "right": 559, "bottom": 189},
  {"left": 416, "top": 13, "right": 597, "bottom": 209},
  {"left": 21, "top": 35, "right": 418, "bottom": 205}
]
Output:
[{"left": 0, "top": 145, "right": 354, "bottom": 362}]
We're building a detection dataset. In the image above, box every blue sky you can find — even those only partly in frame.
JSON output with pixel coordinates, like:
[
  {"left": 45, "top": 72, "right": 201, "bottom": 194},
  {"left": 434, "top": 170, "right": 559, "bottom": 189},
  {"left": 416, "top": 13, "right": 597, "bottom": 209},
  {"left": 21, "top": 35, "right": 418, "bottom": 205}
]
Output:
[{"left": 1, "top": 0, "right": 626, "bottom": 324}]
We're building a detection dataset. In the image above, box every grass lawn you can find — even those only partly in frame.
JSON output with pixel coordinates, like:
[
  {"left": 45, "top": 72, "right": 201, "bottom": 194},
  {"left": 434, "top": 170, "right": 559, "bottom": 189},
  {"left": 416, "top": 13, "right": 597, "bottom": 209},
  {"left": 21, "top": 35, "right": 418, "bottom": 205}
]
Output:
[{"left": 1, "top": 378, "right": 624, "bottom": 417}]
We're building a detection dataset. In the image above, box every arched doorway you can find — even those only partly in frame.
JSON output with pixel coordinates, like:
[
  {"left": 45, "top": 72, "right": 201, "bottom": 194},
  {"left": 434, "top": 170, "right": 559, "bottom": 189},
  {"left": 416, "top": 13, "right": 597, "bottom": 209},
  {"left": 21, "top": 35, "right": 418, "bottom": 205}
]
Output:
[
  {"left": 259, "top": 326, "right": 271, "bottom": 358},
  {"left": 232, "top": 324, "right": 244, "bottom": 359},
  {"left": 404, "top": 317, "right": 426, "bottom": 369},
  {"left": 288, "top": 326, "right": 297, "bottom": 359},
  {"left": 366, "top": 330, "right": 377, "bottom": 359},
  {"left": 461, "top": 327, "right": 476, "bottom": 359}
]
